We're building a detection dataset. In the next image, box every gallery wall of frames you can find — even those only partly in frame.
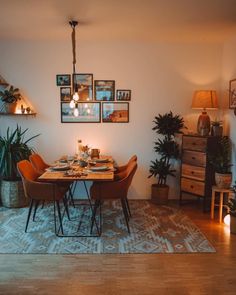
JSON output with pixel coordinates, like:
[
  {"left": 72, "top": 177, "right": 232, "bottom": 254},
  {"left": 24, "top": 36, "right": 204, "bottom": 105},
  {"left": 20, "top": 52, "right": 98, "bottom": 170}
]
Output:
[{"left": 56, "top": 73, "right": 131, "bottom": 123}]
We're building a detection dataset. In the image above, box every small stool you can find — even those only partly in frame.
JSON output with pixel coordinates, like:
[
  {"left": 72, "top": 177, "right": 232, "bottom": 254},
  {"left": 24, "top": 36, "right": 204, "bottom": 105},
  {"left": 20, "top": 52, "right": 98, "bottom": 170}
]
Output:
[{"left": 211, "top": 186, "right": 233, "bottom": 223}]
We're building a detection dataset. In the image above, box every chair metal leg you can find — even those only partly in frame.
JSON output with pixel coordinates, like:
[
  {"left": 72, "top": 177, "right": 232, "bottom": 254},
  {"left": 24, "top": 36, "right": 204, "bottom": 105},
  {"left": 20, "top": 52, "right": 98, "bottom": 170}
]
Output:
[
  {"left": 125, "top": 197, "right": 132, "bottom": 218},
  {"left": 56, "top": 200, "right": 64, "bottom": 235},
  {"left": 25, "top": 199, "right": 34, "bottom": 233},
  {"left": 121, "top": 199, "right": 130, "bottom": 234},
  {"left": 90, "top": 200, "right": 100, "bottom": 234},
  {"left": 63, "top": 197, "right": 70, "bottom": 221},
  {"left": 33, "top": 200, "right": 40, "bottom": 222}
]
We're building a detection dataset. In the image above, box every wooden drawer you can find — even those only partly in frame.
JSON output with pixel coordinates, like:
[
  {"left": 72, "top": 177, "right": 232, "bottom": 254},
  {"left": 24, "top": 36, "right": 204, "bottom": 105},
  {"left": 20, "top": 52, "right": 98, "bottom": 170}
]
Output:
[
  {"left": 181, "top": 177, "right": 205, "bottom": 196},
  {"left": 182, "top": 150, "right": 206, "bottom": 167},
  {"left": 183, "top": 136, "right": 207, "bottom": 152},
  {"left": 181, "top": 164, "right": 205, "bottom": 181}
]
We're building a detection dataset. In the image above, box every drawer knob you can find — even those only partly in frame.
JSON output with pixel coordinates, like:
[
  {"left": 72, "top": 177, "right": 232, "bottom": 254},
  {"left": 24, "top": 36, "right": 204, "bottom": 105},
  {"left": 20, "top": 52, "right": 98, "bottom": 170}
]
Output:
[
  {"left": 192, "top": 142, "right": 196, "bottom": 145},
  {"left": 191, "top": 157, "right": 196, "bottom": 160},
  {"left": 191, "top": 171, "right": 195, "bottom": 174},
  {"left": 190, "top": 185, "right": 194, "bottom": 189}
]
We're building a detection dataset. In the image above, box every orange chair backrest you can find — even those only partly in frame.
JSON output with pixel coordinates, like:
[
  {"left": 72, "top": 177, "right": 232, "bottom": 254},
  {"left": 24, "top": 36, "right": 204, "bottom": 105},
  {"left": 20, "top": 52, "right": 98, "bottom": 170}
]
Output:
[
  {"left": 129, "top": 155, "right": 137, "bottom": 164},
  {"left": 29, "top": 153, "right": 49, "bottom": 173},
  {"left": 17, "top": 160, "right": 40, "bottom": 181},
  {"left": 125, "top": 160, "right": 138, "bottom": 188}
]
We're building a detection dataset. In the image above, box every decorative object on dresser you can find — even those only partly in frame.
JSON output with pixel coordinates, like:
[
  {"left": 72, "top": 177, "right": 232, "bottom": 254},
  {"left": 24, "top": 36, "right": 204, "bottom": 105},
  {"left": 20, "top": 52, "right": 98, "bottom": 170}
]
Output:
[
  {"left": 180, "top": 134, "right": 219, "bottom": 211},
  {"left": 0, "top": 126, "right": 40, "bottom": 208},
  {"left": 149, "top": 111, "right": 185, "bottom": 204},
  {"left": 209, "top": 136, "right": 232, "bottom": 189},
  {"left": 211, "top": 119, "right": 223, "bottom": 137},
  {"left": 191, "top": 90, "right": 218, "bottom": 136}
]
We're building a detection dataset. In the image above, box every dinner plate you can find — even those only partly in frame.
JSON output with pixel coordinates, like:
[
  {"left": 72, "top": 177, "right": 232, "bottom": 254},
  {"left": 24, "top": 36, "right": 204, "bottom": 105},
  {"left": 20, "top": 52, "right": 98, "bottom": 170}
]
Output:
[
  {"left": 90, "top": 166, "right": 110, "bottom": 172},
  {"left": 51, "top": 165, "right": 70, "bottom": 171},
  {"left": 94, "top": 158, "right": 110, "bottom": 163}
]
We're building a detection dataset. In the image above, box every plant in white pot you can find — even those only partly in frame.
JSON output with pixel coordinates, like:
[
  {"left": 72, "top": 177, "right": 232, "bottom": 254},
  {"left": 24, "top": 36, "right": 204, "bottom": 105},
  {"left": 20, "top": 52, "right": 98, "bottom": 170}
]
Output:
[
  {"left": 0, "top": 85, "right": 22, "bottom": 113},
  {"left": 148, "top": 111, "right": 185, "bottom": 204},
  {"left": 209, "top": 136, "right": 232, "bottom": 189},
  {"left": 0, "top": 125, "right": 39, "bottom": 207}
]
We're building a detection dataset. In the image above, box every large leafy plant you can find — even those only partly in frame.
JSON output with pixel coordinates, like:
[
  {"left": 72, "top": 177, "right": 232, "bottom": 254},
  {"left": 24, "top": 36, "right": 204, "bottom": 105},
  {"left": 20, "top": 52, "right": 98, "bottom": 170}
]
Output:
[
  {"left": 0, "top": 126, "right": 39, "bottom": 180},
  {"left": 209, "top": 136, "right": 232, "bottom": 174},
  {"left": 0, "top": 85, "right": 22, "bottom": 103},
  {"left": 149, "top": 111, "right": 185, "bottom": 185}
]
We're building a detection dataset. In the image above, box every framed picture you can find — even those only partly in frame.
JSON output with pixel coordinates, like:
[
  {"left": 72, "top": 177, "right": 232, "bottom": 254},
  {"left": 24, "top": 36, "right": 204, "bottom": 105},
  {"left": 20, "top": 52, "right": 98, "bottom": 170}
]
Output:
[
  {"left": 73, "top": 74, "right": 93, "bottom": 101},
  {"left": 95, "top": 80, "right": 115, "bottom": 101},
  {"left": 56, "top": 74, "right": 71, "bottom": 86},
  {"left": 61, "top": 102, "right": 100, "bottom": 123},
  {"left": 60, "top": 87, "right": 71, "bottom": 102},
  {"left": 229, "top": 78, "right": 236, "bottom": 109},
  {"left": 116, "top": 89, "right": 131, "bottom": 101},
  {"left": 102, "top": 102, "right": 129, "bottom": 123}
]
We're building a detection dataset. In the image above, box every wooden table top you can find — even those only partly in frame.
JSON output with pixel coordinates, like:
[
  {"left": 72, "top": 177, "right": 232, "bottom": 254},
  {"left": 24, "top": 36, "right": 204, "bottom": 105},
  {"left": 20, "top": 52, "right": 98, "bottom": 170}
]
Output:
[{"left": 38, "top": 156, "right": 114, "bottom": 182}]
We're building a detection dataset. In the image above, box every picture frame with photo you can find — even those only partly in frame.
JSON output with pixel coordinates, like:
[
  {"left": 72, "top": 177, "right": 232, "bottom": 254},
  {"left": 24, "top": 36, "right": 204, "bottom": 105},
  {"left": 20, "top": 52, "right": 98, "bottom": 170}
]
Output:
[
  {"left": 56, "top": 74, "right": 71, "bottom": 86},
  {"left": 229, "top": 78, "right": 236, "bottom": 109},
  {"left": 102, "top": 102, "right": 129, "bottom": 123},
  {"left": 61, "top": 102, "right": 100, "bottom": 123},
  {"left": 95, "top": 80, "right": 115, "bottom": 101},
  {"left": 116, "top": 89, "right": 131, "bottom": 101},
  {"left": 60, "top": 87, "right": 71, "bottom": 102},
  {"left": 73, "top": 73, "right": 93, "bottom": 101}
]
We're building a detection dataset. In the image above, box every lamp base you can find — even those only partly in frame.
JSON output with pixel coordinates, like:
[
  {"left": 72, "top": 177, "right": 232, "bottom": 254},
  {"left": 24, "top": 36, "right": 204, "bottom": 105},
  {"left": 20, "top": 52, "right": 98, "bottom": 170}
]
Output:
[{"left": 197, "top": 111, "right": 210, "bottom": 136}]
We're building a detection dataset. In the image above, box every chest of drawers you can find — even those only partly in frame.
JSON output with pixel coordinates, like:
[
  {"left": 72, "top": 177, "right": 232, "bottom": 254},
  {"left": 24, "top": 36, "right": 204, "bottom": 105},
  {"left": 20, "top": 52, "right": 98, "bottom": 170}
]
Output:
[{"left": 180, "top": 134, "right": 218, "bottom": 211}]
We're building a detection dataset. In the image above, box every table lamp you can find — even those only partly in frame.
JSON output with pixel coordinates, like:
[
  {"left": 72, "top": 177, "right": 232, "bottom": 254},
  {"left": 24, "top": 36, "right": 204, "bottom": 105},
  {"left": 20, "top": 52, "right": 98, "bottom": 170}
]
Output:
[{"left": 191, "top": 90, "right": 218, "bottom": 136}]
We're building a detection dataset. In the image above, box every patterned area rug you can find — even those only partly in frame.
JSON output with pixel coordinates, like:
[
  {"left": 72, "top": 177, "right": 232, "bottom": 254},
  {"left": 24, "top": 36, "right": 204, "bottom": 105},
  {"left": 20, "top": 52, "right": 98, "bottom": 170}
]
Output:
[{"left": 0, "top": 200, "right": 215, "bottom": 254}]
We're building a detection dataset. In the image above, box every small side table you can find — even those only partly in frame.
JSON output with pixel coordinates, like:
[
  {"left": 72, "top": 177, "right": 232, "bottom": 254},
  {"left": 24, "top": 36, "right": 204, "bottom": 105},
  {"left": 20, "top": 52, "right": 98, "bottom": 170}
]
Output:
[{"left": 211, "top": 186, "right": 233, "bottom": 223}]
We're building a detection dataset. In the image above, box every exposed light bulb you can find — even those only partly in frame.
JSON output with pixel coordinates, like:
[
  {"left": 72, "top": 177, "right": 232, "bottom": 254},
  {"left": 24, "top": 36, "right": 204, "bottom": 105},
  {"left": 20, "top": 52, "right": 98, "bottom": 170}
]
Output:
[
  {"left": 74, "top": 108, "right": 79, "bottom": 117},
  {"left": 73, "top": 92, "right": 79, "bottom": 101},
  {"left": 69, "top": 100, "right": 75, "bottom": 108},
  {"left": 84, "top": 103, "right": 88, "bottom": 108},
  {"left": 87, "top": 108, "right": 91, "bottom": 114},
  {"left": 224, "top": 214, "right": 230, "bottom": 226},
  {"left": 86, "top": 97, "right": 90, "bottom": 101}
]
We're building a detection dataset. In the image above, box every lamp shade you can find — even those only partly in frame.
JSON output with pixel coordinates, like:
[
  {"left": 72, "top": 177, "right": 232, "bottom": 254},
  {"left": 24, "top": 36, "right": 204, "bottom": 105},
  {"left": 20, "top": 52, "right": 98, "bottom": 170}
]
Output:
[{"left": 191, "top": 90, "right": 218, "bottom": 110}]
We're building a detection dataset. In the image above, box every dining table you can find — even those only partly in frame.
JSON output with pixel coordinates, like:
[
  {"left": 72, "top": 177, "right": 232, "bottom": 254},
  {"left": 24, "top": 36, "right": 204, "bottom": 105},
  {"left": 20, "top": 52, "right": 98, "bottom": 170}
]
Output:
[{"left": 38, "top": 156, "right": 115, "bottom": 237}]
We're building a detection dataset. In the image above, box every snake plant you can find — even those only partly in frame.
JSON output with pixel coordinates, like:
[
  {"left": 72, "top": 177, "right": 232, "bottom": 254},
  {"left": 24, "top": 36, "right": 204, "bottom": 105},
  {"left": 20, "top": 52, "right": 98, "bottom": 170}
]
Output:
[{"left": 0, "top": 126, "right": 39, "bottom": 180}]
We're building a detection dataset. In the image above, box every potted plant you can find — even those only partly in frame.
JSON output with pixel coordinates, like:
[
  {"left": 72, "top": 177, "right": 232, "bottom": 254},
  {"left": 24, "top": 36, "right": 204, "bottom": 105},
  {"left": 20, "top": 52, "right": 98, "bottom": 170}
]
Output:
[
  {"left": 211, "top": 119, "right": 223, "bottom": 137},
  {"left": 148, "top": 111, "right": 185, "bottom": 204},
  {"left": 228, "top": 196, "right": 236, "bottom": 234},
  {"left": 209, "top": 136, "right": 232, "bottom": 188},
  {"left": 0, "top": 85, "right": 22, "bottom": 113},
  {"left": 0, "top": 125, "right": 39, "bottom": 207}
]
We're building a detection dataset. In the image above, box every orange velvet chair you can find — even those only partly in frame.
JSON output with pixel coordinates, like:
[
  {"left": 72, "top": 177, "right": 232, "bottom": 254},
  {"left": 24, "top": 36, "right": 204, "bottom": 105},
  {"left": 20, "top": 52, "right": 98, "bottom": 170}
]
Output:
[
  {"left": 90, "top": 161, "right": 137, "bottom": 234},
  {"left": 29, "top": 153, "right": 75, "bottom": 207},
  {"left": 17, "top": 160, "right": 70, "bottom": 235},
  {"left": 115, "top": 155, "right": 137, "bottom": 174},
  {"left": 29, "top": 153, "right": 50, "bottom": 175},
  {"left": 114, "top": 155, "right": 137, "bottom": 217}
]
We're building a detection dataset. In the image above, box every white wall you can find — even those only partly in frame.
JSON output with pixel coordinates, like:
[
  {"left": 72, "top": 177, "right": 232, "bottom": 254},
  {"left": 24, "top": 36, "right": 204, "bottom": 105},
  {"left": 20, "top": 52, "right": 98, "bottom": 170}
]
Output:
[
  {"left": 0, "top": 39, "right": 223, "bottom": 199},
  {"left": 222, "top": 36, "right": 236, "bottom": 183}
]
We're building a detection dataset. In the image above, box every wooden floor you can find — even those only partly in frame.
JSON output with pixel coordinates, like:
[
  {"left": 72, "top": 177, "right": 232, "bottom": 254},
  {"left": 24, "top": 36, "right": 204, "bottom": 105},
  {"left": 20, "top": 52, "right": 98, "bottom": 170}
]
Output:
[{"left": 0, "top": 200, "right": 236, "bottom": 295}]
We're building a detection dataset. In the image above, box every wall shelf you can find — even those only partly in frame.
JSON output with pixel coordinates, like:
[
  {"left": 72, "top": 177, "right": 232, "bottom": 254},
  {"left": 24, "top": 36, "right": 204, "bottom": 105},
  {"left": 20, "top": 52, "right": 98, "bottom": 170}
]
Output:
[{"left": 0, "top": 112, "right": 37, "bottom": 117}]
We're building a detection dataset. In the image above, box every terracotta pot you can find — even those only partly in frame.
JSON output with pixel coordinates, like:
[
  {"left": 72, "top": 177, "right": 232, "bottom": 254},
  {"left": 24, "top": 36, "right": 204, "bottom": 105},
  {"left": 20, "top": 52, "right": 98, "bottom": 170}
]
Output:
[
  {"left": 215, "top": 172, "right": 232, "bottom": 189},
  {"left": 1, "top": 179, "right": 28, "bottom": 208},
  {"left": 230, "top": 215, "right": 236, "bottom": 234},
  {"left": 151, "top": 184, "right": 169, "bottom": 205},
  {"left": 4, "top": 102, "right": 17, "bottom": 114}
]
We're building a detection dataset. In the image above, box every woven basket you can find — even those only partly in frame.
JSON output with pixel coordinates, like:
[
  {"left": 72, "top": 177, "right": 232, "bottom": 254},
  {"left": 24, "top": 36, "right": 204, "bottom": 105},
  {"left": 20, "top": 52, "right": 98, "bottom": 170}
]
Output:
[{"left": 0, "top": 180, "right": 28, "bottom": 208}]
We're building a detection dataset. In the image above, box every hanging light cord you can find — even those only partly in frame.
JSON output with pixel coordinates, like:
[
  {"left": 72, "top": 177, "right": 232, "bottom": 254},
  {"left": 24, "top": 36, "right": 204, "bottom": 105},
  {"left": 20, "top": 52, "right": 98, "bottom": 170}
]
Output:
[{"left": 69, "top": 20, "right": 78, "bottom": 74}]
